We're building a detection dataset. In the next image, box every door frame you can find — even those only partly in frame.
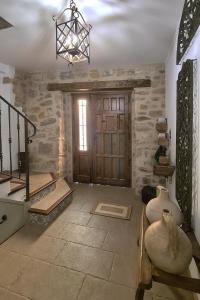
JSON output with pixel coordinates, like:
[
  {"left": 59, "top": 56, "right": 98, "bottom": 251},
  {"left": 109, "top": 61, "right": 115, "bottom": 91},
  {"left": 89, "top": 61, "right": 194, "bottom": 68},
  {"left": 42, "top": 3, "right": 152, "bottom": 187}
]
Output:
[{"left": 72, "top": 90, "right": 132, "bottom": 186}]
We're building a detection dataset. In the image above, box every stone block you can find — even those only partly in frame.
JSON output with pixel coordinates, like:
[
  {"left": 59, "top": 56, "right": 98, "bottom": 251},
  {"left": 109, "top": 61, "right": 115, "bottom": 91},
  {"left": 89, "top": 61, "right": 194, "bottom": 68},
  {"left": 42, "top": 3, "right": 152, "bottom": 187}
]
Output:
[
  {"left": 29, "top": 115, "right": 38, "bottom": 122},
  {"left": 3, "top": 77, "right": 13, "bottom": 84},
  {"left": 47, "top": 72, "right": 56, "bottom": 80},
  {"left": 136, "top": 116, "right": 151, "bottom": 122},
  {"left": 60, "top": 71, "right": 73, "bottom": 80},
  {"left": 39, "top": 112, "right": 45, "bottom": 119},
  {"left": 39, "top": 142, "right": 53, "bottom": 154},
  {"left": 41, "top": 100, "right": 53, "bottom": 106},
  {"left": 140, "top": 105, "right": 148, "bottom": 110},
  {"left": 40, "top": 118, "right": 56, "bottom": 126},
  {"left": 31, "top": 72, "right": 44, "bottom": 81},
  {"left": 148, "top": 110, "right": 163, "bottom": 118},
  {"left": 152, "top": 88, "right": 165, "bottom": 94},
  {"left": 28, "top": 89, "right": 38, "bottom": 98},
  {"left": 102, "top": 70, "right": 115, "bottom": 77},
  {"left": 29, "top": 107, "right": 40, "bottom": 113},
  {"left": 89, "top": 70, "right": 100, "bottom": 79}
]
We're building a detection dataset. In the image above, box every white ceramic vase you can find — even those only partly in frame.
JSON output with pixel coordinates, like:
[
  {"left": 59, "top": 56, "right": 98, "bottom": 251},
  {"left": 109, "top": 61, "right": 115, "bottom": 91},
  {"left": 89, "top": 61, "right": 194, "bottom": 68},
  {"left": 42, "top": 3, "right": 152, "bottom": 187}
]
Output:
[
  {"left": 145, "top": 210, "right": 192, "bottom": 274},
  {"left": 146, "top": 186, "right": 183, "bottom": 225}
]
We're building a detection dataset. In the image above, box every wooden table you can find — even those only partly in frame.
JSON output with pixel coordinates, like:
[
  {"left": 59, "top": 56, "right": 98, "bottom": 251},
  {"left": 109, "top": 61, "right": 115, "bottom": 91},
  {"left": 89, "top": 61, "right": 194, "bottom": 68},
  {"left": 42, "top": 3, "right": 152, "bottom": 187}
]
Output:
[{"left": 135, "top": 208, "right": 200, "bottom": 300}]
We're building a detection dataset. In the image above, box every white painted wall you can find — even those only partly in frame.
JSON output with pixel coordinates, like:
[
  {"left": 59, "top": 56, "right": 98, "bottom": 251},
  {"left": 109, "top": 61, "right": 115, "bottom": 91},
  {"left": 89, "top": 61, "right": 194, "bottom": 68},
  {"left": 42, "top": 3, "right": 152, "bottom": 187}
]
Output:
[
  {"left": 0, "top": 62, "right": 15, "bottom": 171},
  {"left": 165, "top": 28, "right": 200, "bottom": 244},
  {"left": 0, "top": 62, "right": 24, "bottom": 173},
  {"left": 166, "top": 28, "right": 200, "bottom": 300}
]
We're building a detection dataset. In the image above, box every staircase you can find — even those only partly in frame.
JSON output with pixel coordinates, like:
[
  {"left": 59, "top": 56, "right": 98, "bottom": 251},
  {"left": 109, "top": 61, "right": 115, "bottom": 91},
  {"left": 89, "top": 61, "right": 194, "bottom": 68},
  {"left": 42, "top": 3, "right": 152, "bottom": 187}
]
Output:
[{"left": 0, "top": 95, "right": 73, "bottom": 243}]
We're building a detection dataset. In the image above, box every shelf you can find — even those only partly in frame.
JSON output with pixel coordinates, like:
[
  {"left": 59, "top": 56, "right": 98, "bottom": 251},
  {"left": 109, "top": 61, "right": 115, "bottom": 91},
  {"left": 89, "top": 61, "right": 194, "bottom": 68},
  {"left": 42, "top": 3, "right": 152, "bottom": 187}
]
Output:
[{"left": 153, "top": 165, "right": 175, "bottom": 177}]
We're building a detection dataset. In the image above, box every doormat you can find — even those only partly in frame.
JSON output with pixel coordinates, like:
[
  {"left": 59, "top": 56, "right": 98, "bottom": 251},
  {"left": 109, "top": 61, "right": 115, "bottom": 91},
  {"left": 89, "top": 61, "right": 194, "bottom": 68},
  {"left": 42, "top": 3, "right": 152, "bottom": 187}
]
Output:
[{"left": 91, "top": 203, "right": 132, "bottom": 220}]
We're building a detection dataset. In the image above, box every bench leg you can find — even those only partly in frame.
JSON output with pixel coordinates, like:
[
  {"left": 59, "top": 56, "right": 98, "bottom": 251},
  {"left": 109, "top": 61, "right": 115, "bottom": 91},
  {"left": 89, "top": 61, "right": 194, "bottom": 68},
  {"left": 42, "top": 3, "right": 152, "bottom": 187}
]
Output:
[{"left": 135, "top": 287, "right": 144, "bottom": 300}]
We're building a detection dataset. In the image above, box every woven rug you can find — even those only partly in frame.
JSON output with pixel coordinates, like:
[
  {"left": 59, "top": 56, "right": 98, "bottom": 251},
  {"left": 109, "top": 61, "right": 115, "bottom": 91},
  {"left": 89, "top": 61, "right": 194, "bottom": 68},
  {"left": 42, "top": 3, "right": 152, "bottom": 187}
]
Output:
[{"left": 91, "top": 203, "right": 132, "bottom": 220}]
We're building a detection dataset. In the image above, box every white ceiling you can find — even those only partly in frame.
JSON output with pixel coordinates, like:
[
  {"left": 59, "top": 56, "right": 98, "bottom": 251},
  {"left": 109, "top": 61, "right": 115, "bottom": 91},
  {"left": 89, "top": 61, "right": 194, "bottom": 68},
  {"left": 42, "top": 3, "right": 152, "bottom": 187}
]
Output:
[{"left": 0, "top": 0, "right": 184, "bottom": 71}]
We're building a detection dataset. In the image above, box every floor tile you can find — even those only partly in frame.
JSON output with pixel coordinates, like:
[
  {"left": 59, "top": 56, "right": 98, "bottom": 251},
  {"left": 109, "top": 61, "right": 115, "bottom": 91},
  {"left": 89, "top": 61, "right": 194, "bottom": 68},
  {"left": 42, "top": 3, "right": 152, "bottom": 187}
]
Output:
[
  {"left": 11, "top": 258, "right": 85, "bottom": 300},
  {"left": 59, "top": 223, "right": 107, "bottom": 248},
  {"left": 102, "top": 230, "right": 138, "bottom": 256},
  {"left": 87, "top": 215, "right": 112, "bottom": 231},
  {"left": 88, "top": 214, "right": 136, "bottom": 235},
  {"left": 110, "top": 253, "right": 139, "bottom": 288},
  {"left": 43, "top": 217, "right": 66, "bottom": 237},
  {"left": 28, "top": 235, "right": 66, "bottom": 263},
  {"left": 0, "top": 248, "right": 30, "bottom": 289},
  {"left": 58, "top": 209, "right": 92, "bottom": 226},
  {"left": 80, "top": 198, "right": 99, "bottom": 213},
  {"left": 3, "top": 224, "right": 43, "bottom": 255},
  {"left": 78, "top": 275, "right": 134, "bottom": 300},
  {"left": 0, "top": 183, "right": 193, "bottom": 300},
  {"left": 67, "top": 198, "right": 85, "bottom": 211},
  {"left": 0, "top": 287, "right": 29, "bottom": 300},
  {"left": 55, "top": 242, "right": 113, "bottom": 279},
  {"left": 3, "top": 226, "right": 66, "bottom": 263}
]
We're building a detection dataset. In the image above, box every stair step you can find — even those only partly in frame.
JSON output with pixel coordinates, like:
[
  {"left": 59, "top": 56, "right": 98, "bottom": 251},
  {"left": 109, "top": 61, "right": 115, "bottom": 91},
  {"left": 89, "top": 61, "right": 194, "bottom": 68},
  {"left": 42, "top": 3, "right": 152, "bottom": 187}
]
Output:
[
  {"left": 29, "top": 179, "right": 72, "bottom": 215},
  {"left": 0, "top": 173, "right": 12, "bottom": 184},
  {"left": 5, "top": 173, "right": 56, "bottom": 202},
  {"left": 30, "top": 173, "right": 56, "bottom": 197},
  {"left": 8, "top": 182, "right": 25, "bottom": 195}
]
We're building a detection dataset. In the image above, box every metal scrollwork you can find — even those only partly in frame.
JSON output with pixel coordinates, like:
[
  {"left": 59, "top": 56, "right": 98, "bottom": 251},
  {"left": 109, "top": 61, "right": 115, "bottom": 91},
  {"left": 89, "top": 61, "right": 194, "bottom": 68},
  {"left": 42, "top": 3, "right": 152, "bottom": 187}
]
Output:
[
  {"left": 177, "top": 0, "right": 200, "bottom": 64},
  {"left": 176, "top": 59, "right": 193, "bottom": 226}
]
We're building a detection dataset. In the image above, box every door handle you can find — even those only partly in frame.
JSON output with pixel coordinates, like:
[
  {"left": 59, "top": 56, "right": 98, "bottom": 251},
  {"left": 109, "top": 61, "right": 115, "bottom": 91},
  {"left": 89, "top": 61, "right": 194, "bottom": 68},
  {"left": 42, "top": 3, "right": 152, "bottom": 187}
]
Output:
[{"left": 0, "top": 215, "right": 7, "bottom": 225}]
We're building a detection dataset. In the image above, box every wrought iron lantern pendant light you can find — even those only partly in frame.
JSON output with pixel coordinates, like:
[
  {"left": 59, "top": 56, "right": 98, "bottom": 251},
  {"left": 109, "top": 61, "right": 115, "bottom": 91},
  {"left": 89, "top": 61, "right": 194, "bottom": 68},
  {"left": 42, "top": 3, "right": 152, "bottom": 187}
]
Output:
[{"left": 53, "top": 0, "right": 92, "bottom": 64}]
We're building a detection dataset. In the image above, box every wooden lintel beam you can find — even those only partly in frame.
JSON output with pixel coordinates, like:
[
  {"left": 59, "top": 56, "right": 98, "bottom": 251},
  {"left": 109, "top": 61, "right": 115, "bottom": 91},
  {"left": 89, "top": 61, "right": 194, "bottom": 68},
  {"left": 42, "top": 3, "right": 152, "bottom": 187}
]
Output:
[{"left": 47, "top": 79, "right": 151, "bottom": 92}]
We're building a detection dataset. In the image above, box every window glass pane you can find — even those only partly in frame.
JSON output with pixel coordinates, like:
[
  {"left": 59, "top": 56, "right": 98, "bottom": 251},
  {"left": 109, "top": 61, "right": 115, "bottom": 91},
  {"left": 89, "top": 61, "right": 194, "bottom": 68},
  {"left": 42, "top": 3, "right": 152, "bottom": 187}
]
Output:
[{"left": 79, "top": 99, "right": 87, "bottom": 151}]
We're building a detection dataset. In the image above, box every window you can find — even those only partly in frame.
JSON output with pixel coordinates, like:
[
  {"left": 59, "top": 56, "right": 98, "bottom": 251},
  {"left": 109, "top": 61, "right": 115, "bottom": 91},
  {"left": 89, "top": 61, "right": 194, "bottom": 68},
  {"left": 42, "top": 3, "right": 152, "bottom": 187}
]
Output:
[{"left": 78, "top": 99, "right": 87, "bottom": 151}]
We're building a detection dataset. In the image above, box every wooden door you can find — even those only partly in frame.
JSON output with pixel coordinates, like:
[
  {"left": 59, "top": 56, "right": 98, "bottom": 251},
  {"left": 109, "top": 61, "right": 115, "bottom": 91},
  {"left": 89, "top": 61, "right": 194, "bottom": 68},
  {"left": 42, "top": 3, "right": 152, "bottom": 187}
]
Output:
[
  {"left": 91, "top": 92, "right": 131, "bottom": 187},
  {"left": 73, "top": 92, "right": 131, "bottom": 186}
]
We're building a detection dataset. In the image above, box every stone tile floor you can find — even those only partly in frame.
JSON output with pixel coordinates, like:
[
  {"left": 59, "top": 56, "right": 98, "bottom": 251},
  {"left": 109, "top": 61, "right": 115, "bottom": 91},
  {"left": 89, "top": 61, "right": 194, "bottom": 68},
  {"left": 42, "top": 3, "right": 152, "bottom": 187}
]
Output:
[{"left": 0, "top": 184, "right": 194, "bottom": 300}]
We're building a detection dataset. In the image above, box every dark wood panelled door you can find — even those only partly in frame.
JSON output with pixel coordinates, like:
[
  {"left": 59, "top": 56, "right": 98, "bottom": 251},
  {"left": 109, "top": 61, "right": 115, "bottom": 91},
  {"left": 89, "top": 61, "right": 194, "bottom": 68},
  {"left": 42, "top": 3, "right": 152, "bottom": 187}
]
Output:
[
  {"left": 91, "top": 93, "right": 131, "bottom": 187},
  {"left": 73, "top": 92, "right": 131, "bottom": 186}
]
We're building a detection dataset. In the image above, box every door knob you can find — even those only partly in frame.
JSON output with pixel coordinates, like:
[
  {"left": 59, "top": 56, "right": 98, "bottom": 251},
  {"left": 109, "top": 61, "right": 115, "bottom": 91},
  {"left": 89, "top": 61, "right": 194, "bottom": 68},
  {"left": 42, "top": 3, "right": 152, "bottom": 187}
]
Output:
[{"left": 0, "top": 215, "right": 7, "bottom": 225}]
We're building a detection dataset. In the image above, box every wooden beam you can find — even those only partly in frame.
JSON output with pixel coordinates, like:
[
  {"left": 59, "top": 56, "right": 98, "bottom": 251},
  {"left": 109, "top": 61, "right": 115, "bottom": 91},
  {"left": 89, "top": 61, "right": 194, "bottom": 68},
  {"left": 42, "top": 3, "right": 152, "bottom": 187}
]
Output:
[
  {"left": 47, "top": 79, "right": 151, "bottom": 92},
  {"left": 137, "top": 208, "right": 152, "bottom": 290},
  {"left": 152, "top": 267, "right": 200, "bottom": 294}
]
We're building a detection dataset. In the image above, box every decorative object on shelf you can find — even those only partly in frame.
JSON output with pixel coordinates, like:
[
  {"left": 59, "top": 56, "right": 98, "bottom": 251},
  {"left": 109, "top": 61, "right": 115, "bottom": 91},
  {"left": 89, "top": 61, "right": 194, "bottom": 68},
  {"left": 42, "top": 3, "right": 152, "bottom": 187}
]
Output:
[
  {"left": 154, "top": 118, "right": 175, "bottom": 177},
  {"left": 177, "top": 0, "right": 200, "bottom": 64},
  {"left": 159, "top": 156, "right": 170, "bottom": 166},
  {"left": 153, "top": 165, "right": 175, "bottom": 177},
  {"left": 158, "top": 133, "right": 169, "bottom": 147},
  {"left": 141, "top": 186, "right": 157, "bottom": 205},
  {"left": 156, "top": 118, "right": 168, "bottom": 133},
  {"left": 154, "top": 146, "right": 167, "bottom": 163},
  {"left": 145, "top": 210, "right": 192, "bottom": 275},
  {"left": 146, "top": 186, "right": 183, "bottom": 225},
  {"left": 53, "top": 0, "right": 92, "bottom": 64},
  {"left": 176, "top": 59, "right": 193, "bottom": 227}
]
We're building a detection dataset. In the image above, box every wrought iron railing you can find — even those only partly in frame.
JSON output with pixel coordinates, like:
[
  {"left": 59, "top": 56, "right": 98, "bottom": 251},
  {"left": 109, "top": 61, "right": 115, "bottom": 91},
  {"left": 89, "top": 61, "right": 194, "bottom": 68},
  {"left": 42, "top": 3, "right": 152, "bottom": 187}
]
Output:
[{"left": 0, "top": 95, "right": 36, "bottom": 202}]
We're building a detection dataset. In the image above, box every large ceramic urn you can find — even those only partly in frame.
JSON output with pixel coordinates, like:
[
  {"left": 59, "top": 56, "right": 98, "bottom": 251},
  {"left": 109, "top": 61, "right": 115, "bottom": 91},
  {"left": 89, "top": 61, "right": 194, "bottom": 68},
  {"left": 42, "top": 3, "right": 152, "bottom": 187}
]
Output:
[
  {"left": 146, "top": 186, "right": 183, "bottom": 225},
  {"left": 144, "top": 210, "right": 192, "bottom": 274}
]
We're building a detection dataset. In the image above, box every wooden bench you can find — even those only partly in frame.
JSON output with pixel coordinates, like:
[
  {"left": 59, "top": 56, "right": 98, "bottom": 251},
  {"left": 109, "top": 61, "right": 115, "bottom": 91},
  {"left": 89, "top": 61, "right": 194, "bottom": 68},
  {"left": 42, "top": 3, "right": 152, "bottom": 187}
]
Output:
[{"left": 136, "top": 208, "right": 200, "bottom": 300}]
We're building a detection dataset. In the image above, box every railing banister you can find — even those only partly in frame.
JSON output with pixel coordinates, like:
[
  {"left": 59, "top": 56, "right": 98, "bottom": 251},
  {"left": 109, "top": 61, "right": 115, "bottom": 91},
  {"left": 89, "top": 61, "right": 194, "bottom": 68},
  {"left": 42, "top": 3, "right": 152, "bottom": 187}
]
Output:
[
  {"left": 8, "top": 106, "right": 12, "bottom": 176},
  {"left": 17, "top": 113, "right": 21, "bottom": 179},
  {"left": 24, "top": 120, "right": 30, "bottom": 202},
  {"left": 0, "top": 94, "right": 36, "bottom": 202},
  {"left": 0, "top": 104, "right": 2, "bottom": 173},
  {"left": 0, "top": 95, "right": 36, "bottom": 138}
]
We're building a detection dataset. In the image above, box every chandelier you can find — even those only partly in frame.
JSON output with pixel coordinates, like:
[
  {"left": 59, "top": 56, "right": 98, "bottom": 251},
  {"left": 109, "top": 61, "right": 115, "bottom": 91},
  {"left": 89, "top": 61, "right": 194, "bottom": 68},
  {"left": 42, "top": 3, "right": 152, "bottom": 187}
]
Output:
[{"left": 53, "top": 0, "right": 92, "bottom": 64}]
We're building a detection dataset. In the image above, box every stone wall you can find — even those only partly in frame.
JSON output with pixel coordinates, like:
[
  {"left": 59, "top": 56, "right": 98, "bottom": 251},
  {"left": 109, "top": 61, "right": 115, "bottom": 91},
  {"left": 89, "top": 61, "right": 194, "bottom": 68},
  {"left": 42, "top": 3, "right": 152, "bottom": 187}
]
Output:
[{"left": 13, "top": 63, "right": 166, "bottom": 195}]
